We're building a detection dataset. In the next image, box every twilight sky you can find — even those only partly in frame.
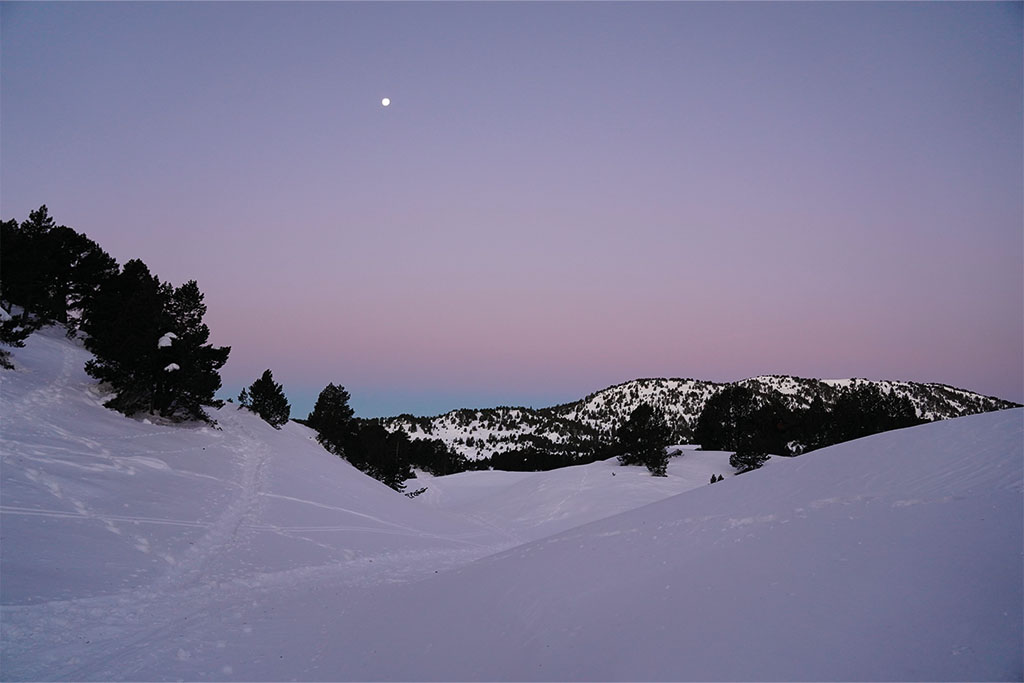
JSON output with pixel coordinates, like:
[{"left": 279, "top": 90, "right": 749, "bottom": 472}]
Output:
[{"left": 2, "top": 2, "right": 1021, "bottom": 418}]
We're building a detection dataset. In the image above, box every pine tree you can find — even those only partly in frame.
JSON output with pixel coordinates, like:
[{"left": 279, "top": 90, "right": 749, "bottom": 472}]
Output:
[
  {"left": 695, "top": 385, "right": 789, "bottom": 456},
  {"left": 345, "top": 421, "right": 412, "bottom": 492},
  {"left": 60, "top": 229, "right": 118, "bottom": 333},
  {"left": 155, "top": 281, "right": 230, "bottom": 421},
  {"left": 241, "top": 369, "right": 290, "bottom": 428},
  {"left": 82, "top": 259, "right": 166, "bottom": 415},
  {"left": 0, "top": 208, "right": 116, "bottom": 328},
  {"left": 307, "top": 383, "right": 355, "bottom": 455},
  {"left": 5, "top": 207, "right": 59, "bottom": 319},
  {"left": 614, "top": 403, "right": 671, "bottom": 476}
]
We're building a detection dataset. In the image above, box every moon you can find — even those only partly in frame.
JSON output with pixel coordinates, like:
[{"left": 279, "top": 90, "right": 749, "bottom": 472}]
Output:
[{"left": 381, "top": 97, "right": 391, "bottom": 107}]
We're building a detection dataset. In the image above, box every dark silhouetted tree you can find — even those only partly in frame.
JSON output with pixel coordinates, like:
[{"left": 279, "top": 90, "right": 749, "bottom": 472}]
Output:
[
  {"left": 0, "top": 207, "right": 116, "bottom": 329},
  {"left": 695, "top": 385, "right": 790, "bottom": 464},
  {"left": 82, "top": 259, "right": 166, "bottom": 415},
  {"left": 307, "top": 383, "right": 355, "bottom": 456},
  {"left": 614, "top": 403, "right": 671, "bottom": 476},
  {"left": 404, "top": 438, "right": 468, "bottom": 476},
  {"left": 156, "top": 281, "right": 230, "bottom": 421},
  {"left": 346, "top": 422, "right": 413, "bottom": 491},
  {"left": 240, "top": 369, "right": 290, "bottom": 428}
]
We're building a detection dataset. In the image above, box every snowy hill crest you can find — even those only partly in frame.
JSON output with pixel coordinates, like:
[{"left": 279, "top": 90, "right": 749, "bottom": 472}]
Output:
[{"left": 382, "top": 375, "right": 1019, "bottom": 461}]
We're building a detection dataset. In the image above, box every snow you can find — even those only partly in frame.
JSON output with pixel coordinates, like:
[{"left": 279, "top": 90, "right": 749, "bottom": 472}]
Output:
[
  {"left": 1, "top": 326, "right": 1021, "bottom": 681},
  {"left": 406, "top": 449, "right": 739, "bottom": 543},
  {"left": 163, "top": 363, "right": 180, "bottom": 372},
  {"left": 157, "top": 332, "right": 177, "bottom": 348}
]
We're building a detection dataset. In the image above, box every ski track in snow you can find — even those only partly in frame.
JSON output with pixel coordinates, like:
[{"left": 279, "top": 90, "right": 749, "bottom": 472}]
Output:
[{"left": 0, "top": 329, "right": 515, "bottom": 680}]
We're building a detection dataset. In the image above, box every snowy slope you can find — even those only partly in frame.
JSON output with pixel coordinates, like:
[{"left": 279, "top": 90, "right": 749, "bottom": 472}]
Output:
[
  {"left": 0, "top": 328, "right": 511, "bottom": 679},
  {"left": 0, "top": 328, "right": 712, "bottom": 680},
  {"left": 1, "top": 328, "right": 1021, "bottom": 681},
  {"left": 407, "top": 448, "right": 740, "bottom": 544},
  {"left": 289, "top": 409, "right": 1024, "bottom": 682}
]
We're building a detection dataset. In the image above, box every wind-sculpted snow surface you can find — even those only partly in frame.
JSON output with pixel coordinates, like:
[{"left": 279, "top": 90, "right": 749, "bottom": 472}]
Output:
[{"left": 1, "top": 328, "right": 1021, "bottom": 681}]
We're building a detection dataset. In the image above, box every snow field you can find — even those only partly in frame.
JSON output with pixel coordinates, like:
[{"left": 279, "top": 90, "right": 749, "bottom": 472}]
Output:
[{"left": 1, "top": 327, "right": 1020, "bottom": 681}]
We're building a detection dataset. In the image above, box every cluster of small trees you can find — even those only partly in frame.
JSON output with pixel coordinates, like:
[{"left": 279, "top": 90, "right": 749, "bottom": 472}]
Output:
[
  {"left": 1, "top": 207, "right": 229, "bottom": 421},
  {"left": 693, "top": 385, "right": 785, "bottom": 472},
  {"left": 797, "top": 384, "right": 922, "bottom": 451},
  {"left": 302, "top": 382, "right": 467, "bottom": 491}
]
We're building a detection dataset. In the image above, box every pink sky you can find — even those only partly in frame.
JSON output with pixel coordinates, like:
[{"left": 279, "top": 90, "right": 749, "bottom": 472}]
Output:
[{"left": 2, "top": 2, "right": 1021, "bottom": 417}]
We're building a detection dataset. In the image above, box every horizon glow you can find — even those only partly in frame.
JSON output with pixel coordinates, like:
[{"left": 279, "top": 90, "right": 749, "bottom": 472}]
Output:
[{"left": 2, "top": 2, "right": 1021, "bottom": 418}]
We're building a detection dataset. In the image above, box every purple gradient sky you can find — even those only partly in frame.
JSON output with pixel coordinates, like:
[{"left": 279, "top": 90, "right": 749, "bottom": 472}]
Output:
[{"left": 2, "top": 2, "right": 1021, "bottom": 418}]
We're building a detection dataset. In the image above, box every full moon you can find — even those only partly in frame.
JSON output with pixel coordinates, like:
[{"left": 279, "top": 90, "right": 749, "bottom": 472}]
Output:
[{"left": 381, "top": 97, "right": 390, "bottom": 107}]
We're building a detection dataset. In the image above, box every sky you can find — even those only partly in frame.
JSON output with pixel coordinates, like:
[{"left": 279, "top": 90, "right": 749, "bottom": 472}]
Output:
[{"left": 2, "top": 1, "right": 1021, "bottom": 418}]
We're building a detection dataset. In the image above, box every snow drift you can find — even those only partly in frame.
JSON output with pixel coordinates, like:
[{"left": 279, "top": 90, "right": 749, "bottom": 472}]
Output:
[{"left": 1, "top": 327, "right": 1021, "bottom": 681}]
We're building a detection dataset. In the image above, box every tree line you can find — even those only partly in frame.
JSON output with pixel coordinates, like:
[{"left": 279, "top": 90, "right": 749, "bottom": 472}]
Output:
[
  {"left": 421, "top": 382, "right": 923, "bottom": 478},
  {"left": 692, "top": 383, "right": 923, "bottom": 472}
]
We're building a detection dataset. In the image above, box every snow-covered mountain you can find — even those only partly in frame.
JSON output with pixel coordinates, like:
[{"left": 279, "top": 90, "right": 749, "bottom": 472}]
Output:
[
  {"left": 382, "top": 375, "right": 1019, "bottom": 461},
  {"left": 1, "top": 327, "right": 1021, "bottom": 680}
]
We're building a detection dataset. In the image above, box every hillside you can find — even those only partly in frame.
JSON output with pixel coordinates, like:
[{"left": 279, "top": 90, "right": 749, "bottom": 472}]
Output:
[
  {"left": 382, "top": 375, "right": 1019, "bottom": 461},
  {"left": 338, "top": 408, "right": 1023, "bottom": 682},
  {"left": 0, "top": 328, "right": 732, "bottom": 679},
  {"left": 1, "top": 326, "right": 1021, "bottom": 681}
]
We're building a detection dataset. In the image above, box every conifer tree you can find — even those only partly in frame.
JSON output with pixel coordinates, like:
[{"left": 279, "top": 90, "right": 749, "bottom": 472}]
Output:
[
  {"left": 58, "top": 228, "right": 118, "bottom": 333},
  {"left": 0, "top": 208, "right": 116, "bottom": 328},
  {"left": 614, "top": 403, "right": 671, "bottom": 476},
  {"left": 695, "top": 385, "right": 789, "bottom": 457},
  {"left": 241, "top": 369, "right": 290, "bottom": 428},
  {"left": 82, "top": 259, "right": 166, "bottom": 415},
  {"left": 307, "top": 383, "right": 355, "bottom": 455},
  {"left": 4, "top": 207, "right": 58, "bottom": 318},
  {"left": 155, "top": 281, "right": 230, "bottom": 421},
  {"left": 346, "top": 421, "right": 413, "bottom": 491}
]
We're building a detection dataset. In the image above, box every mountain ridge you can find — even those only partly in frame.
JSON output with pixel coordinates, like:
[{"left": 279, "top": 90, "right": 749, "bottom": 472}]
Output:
[{"left": 381, "top": 374, "right": 1020, "bottom": 461}]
